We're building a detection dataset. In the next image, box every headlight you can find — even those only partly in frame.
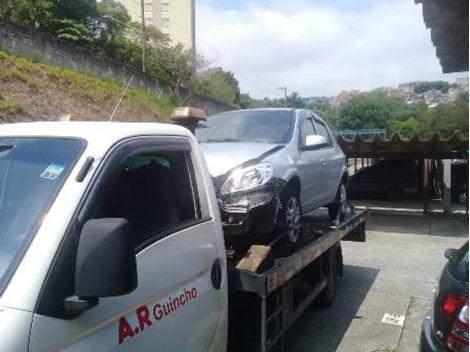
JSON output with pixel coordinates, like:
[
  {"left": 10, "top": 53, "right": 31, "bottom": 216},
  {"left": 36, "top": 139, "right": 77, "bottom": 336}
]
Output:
[{"left": 220, "top": 163, "right": 274, "bottom": 195}]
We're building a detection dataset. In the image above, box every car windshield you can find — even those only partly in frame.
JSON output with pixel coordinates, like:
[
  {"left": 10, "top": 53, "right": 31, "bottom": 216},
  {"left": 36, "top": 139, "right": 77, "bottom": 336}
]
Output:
[
  {"left": 0, "top": 137, "right": 84, "bottom": 293},
  {"left": 196, "top": 110, "right": 295, "bottom": 144}
]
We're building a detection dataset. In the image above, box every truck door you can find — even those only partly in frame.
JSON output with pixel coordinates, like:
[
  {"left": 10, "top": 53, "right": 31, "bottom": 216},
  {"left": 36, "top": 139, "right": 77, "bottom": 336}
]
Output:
[
  {"left": 298, "top": 113, "right": 326, "bottom": 209},
  {"left": 29, "top": 137, "right": 227, "bottom": 352}
]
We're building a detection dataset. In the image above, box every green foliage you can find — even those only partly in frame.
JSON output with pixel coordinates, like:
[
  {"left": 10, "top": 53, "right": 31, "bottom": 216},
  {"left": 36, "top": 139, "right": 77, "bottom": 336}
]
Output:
[
  {"left": 414, "top": 81, "right": 450, "bottom": 94},
  {"left": 389, "top": 117, "right": 420, "bottom": 138},
  {"left": 0, "top": 0, "right": 237, "bottom": 104},
  {"left": 93, "top": 0, "right": 131, "bottom": 39},
  {"left": 337, "top": 90, "right": 412, "bottom": 130},
  {"left": 238, "top": 93, "right": 251, "bottom": 109},
  {"left": 286, "top": 92, "right": 305, "bottom": 108},
  {"left": 0, "top": 0, "right": 52, "bottom": 29},
  {"left": 310, "top": 101, "right": 340, "bottom": 129},
  {"left": 52, "top": 0, "right": 96, "bottom": 21},
  {"left": 52, "top": 19, "right": 94, "bottom": 45},
  {"left": 0, "top": 92, "right": 26, "bottom": 116},
  {"left": 148, "top": 44, "right": 194, "bottom": 96},
  {"left": 195, "top": 69, "right": 241, "bottom": 106},
  {"left": 0, "top": 49, "right": 175, "bottom": 119},
  {"left": 417, "top": 98, "right": 469, "bottom": 137}
]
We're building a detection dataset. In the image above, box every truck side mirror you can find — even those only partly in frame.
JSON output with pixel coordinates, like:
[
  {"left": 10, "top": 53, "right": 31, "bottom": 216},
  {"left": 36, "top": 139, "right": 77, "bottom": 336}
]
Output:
[
  {"left": 304, "top": 135, "right": 328, "bottom": 149},
  {"left": 65, "top": 218, "right": 137, "bottom": 315},
  {"left": 444, "top": 248, "right": 458, "bottom": 260}
]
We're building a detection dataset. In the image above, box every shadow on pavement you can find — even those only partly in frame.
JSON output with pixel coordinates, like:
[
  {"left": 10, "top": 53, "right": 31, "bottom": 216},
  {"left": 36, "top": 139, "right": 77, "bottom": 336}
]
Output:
[{"left": 284, "top": 264, "right": 379, "bottom": 352}]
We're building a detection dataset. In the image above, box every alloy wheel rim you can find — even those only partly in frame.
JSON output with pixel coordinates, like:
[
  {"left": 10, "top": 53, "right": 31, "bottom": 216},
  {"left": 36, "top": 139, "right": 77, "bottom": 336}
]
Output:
[{"left": 286, "top": 197, "right": 301, "bottom": 243}]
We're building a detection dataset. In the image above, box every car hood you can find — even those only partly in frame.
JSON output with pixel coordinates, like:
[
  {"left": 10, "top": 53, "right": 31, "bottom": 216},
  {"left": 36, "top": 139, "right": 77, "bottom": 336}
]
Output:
[
  {"left": 199, "top": 142, "right": 280, "bottom": 177},
  {"left": 0, "top": 305, "right": 32, "bottom": 350}
]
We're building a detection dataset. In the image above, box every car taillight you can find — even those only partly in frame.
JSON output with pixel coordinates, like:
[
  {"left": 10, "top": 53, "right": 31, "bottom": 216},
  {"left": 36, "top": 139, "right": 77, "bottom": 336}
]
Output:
[{"left": 442, "top": 296, "right": 469, "bottom": 352}]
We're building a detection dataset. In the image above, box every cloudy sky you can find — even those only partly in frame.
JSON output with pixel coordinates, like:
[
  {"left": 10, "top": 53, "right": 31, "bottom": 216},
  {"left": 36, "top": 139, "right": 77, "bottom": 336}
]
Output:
[{"left": 196, "top": 0, "right": 466, "bottom": 98}]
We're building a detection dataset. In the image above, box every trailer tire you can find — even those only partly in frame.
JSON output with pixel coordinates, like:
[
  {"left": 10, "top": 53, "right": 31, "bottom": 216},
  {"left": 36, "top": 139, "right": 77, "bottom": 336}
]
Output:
[{"left": 316, "top": 249, "right": 337, "bottom": 308}]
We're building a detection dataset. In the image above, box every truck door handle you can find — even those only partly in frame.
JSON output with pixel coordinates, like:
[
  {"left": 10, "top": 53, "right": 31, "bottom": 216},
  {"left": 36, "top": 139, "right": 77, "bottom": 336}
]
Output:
[{"left": 211, "top": 258, "right": 222, "bottom": 290}]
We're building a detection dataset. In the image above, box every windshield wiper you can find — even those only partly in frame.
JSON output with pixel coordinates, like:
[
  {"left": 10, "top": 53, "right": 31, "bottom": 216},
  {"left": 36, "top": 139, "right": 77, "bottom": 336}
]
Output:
[{"left": 205, "top": 138, "right": 241, "bottom": 143}]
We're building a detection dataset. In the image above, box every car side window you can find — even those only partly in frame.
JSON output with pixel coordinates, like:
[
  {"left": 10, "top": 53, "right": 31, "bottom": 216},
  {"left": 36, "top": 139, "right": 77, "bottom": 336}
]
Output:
[
  {"left": 300, "top": 118, "right": 316, "bottom": 146},
  {"left": 92, "top": 150, "right": 200, "bottom": 249},
  {"left": 314, "top": 120, "right": 332, "bottom": 146}
]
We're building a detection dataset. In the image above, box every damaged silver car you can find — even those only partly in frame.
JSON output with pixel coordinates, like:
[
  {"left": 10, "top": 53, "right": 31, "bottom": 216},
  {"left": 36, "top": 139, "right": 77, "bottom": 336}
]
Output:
[{"left": 196, "top": 108, "right": 348, "bottom": 244}]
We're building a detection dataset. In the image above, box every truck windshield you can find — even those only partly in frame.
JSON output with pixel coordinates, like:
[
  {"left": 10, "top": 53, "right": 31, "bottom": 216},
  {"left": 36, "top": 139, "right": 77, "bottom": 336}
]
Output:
[
  {"left": 196, "top": 110, "right": 295, "bottom": 144},
  {"left": 0, "top": 137, "right": 84, "bottom": 293}
]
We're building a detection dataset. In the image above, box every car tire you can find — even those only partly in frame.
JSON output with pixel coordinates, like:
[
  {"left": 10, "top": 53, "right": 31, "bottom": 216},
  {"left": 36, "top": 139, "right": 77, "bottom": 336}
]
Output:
[
  {"left": 278, "top": 186, "right": 302, "bottom": 244},
  {"left": 328, "top": 182, "right": 347, "bottom": 222},
  {"left": 458, "top": 190, "right": 468, "bottom": 205}
]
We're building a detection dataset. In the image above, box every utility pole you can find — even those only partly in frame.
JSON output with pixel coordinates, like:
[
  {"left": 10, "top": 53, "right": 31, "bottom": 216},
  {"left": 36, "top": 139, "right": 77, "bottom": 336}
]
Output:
[
  {"left": 277, "top": 87, "right": 287, "bottom": 107},
  {"left": 140, "top": 0, "right": 146, "bottom": 73}
]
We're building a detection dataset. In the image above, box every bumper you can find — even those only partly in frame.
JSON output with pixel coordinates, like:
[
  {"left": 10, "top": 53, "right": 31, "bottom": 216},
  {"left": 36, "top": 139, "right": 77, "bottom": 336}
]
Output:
[
  {"left": 218, "top": 179, "right": 285, "bottom": 236},
  {"left": 420, "top": 311, "right": 445, "bottom": 352}
]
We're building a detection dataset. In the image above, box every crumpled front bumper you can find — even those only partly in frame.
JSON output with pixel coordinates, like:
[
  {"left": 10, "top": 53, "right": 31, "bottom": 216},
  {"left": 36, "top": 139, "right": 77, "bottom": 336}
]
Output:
[{"left": 216, "top": 178, "right": 286, "bottom": 236}]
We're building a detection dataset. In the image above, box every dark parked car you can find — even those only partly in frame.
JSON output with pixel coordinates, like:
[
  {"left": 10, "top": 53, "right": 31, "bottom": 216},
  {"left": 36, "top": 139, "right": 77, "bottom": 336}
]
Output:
[
  {"left": 347, "top": 159, "right": 419, "bottom": 200},
  {"left": 452, "top": 161, "right": 468, "bottom": 205},
  {"left": 420, "top": 242, "right": 469, "bottom": 352}
]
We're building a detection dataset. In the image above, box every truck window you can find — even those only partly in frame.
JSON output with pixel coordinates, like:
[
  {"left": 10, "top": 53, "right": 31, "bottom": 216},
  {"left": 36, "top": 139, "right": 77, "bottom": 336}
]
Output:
[
  {"left": 93, "top": 150, "right": 200, "bottom": 248},
  {"left": 0, "top": 137, "right": 84, "bottom": 294}
]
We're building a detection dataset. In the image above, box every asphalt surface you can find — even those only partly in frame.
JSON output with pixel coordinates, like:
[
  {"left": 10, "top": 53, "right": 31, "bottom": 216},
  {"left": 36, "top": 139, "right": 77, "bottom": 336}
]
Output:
[{"left": 285, "top": 213, "right": 468, "bottom": 352}]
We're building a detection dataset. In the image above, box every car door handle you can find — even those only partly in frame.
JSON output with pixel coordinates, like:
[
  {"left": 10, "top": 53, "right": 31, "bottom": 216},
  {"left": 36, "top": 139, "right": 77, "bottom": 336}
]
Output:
[{"left": 321, "top": 159, "right": 326, "bottom": 166}]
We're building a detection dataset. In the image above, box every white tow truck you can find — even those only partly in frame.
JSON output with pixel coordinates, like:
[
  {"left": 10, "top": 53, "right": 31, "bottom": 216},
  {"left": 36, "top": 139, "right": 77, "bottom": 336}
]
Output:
[{"left": 0, "top": 121, "right": 366, "bottom": 352}]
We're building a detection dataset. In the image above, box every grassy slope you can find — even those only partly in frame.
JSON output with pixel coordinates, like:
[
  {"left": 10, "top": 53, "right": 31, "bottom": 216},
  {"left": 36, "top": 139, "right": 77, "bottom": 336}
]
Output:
[{"left": 0, "top": 50, "right": 175, "bottom": 123}]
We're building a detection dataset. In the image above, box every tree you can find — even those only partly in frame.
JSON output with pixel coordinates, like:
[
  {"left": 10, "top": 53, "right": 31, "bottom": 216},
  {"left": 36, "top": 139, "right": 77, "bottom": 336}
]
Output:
[
  {"left": 195, "top": 69, "right": 241, "bottom": 106},
  {"left": 52, "top": 0, "right": 96, "bottom": 22},
  {"left": 50, "top": 18, "right": 94, "bottom": 45},
  {"left": 337, "top": 90, "right": 412, "bottom": 131},
  {"left": 285, "top": 92, "right": 305, "bottom": 108},
  {"left": 92, "top": 0, "right": 131, "bottom": 39},
  {"left": 389, "top": 117, "right": 420, "bottom": 138},
  {"left": 417, "top": 98, "right": 469, "bottom": 137},
  {"left": 0, "top": 0, "right": 52, "bottom": 29},
  {"left": 148, "top": 43, "right": 195, "bottom": 97}
]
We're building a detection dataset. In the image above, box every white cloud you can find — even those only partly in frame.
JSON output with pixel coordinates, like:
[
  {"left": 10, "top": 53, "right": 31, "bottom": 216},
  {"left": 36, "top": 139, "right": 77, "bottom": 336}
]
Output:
[{"left": 196, "top": 0, "right": 466, "bottom": 98}]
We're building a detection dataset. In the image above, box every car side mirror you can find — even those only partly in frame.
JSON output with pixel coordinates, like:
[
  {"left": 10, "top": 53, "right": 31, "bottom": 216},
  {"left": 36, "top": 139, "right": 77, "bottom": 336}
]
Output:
[
  {"left": 304, "top": 135, "right": 328, "bottom": 149},
  {"left": 65, "top": 218, "right": 137, "bottom": 315},
  {"left": 444, "top": 248, "right": 458, "bottom": 260}
]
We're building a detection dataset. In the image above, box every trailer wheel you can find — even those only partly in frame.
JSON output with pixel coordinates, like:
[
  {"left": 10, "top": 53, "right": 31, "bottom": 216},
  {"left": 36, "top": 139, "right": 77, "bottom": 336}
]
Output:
[{"left": 316, "top": 249, "right": 337, "bottom": 308}]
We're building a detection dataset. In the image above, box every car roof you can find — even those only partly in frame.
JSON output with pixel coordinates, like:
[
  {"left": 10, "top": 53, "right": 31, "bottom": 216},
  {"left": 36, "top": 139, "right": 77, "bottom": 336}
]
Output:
[{"left": 0, "top": 121, "right": 192, "bottom": 148}]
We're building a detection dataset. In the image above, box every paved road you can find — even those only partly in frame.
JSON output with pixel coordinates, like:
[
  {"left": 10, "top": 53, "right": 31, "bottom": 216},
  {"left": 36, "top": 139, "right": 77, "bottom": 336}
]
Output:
[{"left": 285, "top": 213, "right": 468, "bottom": 352}]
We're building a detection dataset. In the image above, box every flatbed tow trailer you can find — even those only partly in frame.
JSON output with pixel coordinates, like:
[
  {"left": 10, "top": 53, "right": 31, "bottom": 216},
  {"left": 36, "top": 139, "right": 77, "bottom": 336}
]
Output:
[{"left": 226, "top": 207, "right": 368, "bottom": 352}]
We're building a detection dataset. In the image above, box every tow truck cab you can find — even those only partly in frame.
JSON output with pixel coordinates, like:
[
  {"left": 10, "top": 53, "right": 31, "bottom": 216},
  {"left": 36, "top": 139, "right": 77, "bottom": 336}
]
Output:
[{"left": 0, "top": 122, "right": 228, "bottom": 351}]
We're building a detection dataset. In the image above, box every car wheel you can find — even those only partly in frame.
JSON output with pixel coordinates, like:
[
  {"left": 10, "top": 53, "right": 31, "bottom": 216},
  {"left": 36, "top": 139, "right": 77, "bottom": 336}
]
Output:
[
  {"left": 278, "top": 186, "right": 302, "bottom": 244},
  {"left": 328, "top": 182, "right": 347, "bottom": 222},
  {"left": 458, "top": 190, "right": 468, "bottom": 205}
]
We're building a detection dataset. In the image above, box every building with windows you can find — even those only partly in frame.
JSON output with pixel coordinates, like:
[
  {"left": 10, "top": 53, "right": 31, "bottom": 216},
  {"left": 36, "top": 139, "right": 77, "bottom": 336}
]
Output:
[{"left": 120, "top": 0, "right": 195, "bottom": 52}]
